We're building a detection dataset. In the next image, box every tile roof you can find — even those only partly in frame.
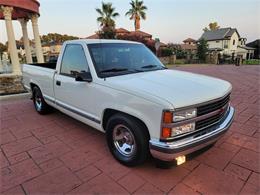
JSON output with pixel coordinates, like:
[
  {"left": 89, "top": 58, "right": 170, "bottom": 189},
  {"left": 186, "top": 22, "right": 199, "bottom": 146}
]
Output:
[
  {"left": 85, "top": 29, "right": 152, "bottom": 39},
  {"left": 183, "top": 38, "right": 196, "bottom": 43},
  {"left": 86, "top": 34, "right": 99, "bottom": 39},
  {"left": 226, "top": 28, "right": 237, "bottom": 37},
  {"left": 246, "top": 39, "right": 260, "bottom": 48},
  {"left": 200, "top": 27, "right": 240, "bottom": 41},
  {"left": 115, "top": 28, "right": 130, "bottom": 33},
  {"left": 130, "top": 30, "right": 152, "bottom": 37}
]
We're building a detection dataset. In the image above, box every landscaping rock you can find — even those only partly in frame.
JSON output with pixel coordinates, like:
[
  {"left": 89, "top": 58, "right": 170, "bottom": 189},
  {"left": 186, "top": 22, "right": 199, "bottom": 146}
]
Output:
[{"left": 0, "top": 74, "right": 26, "bottom": 95}]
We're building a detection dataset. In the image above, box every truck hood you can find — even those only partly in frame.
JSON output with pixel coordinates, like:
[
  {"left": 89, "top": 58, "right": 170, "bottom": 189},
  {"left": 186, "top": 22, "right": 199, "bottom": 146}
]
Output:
[{"left": 102, "top": 69, "right": 232, "bottom": 109}]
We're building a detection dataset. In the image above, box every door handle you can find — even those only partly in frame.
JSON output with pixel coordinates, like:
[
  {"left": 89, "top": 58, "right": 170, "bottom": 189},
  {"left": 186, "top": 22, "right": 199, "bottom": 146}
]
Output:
[{"left": 56, "top": 80, "right": 61, "bottom": 86}]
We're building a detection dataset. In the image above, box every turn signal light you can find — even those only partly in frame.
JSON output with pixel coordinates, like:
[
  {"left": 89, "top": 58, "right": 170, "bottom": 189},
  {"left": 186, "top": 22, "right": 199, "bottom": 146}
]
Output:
[
  {"left": 163, "top": 111, "right": 173, "bottom": 123},
  {"left": 162, "top": 127, "right": 171, "bottom": 138}
]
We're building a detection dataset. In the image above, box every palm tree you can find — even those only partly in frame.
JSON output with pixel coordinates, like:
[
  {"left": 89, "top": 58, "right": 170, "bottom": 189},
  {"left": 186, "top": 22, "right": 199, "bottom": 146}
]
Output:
[
  {"left": 96, "top": 2, "right": 119, "bottom": 29},
  {"left": 125, "top": 0, "right": 147, "bottom": 31}
]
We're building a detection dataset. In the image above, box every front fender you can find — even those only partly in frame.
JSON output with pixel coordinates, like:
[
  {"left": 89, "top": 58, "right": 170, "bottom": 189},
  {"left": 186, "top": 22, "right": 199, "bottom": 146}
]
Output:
[{"left": 100, "top": 97, "right": 164, "bottom": 139}]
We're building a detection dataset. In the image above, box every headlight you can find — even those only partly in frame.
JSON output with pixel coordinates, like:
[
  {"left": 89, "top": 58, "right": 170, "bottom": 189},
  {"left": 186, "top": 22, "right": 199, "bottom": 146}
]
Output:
[
  {"left": 162, "top": 108, "right": 197, "bottom": 124},
  {"left": 161, "top": 108, "right": 197, "bottom": 139},
  {"left": 161, "top": 122, "right": 196, "bottom": 139},
  {"left": 173, "top": 108, "right": 197, "bottom": 122},
  {"left": 171, "top": 122, "right": 195, "bottom": 136}
]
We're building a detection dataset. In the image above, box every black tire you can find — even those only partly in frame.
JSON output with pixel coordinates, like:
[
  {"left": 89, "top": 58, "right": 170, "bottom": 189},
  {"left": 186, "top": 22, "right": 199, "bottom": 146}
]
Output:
[
  {"left": 32, "top": 86, "right": 52, "bottom": 114},
  {"left": 106, "top": 113, "right": 149, "bottom": 167}
]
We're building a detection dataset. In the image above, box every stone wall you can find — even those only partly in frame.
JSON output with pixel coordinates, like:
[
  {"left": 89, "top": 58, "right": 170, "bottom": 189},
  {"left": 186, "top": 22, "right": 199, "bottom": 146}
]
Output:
[
  {"left": 0, "top": 74, "right": 26, "bottom": 95},
  {"left": 159, "top": 55, "right": 176, "bottom": 65},
  {"left": 206, "top": 52, "right": 218, "bottom": 64}
]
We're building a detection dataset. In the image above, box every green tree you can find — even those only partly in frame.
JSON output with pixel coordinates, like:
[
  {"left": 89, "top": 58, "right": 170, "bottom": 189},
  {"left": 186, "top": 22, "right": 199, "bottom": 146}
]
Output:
[
  {"left": 41, "top": 33, "right": 79, "bottom": 45},
  {"left": 126, "top": 0, "right": 147, "bottom": 31},
  {"left": 96, "top": 2, "right": 119, "bottom": 39},
  {"left": 203, "top": 22, "right": 220, "bottom": 32},
  {"left": 197, "top": 38, "right": 208, "bottom": 62},
  {"left": 0, "top": 42, "right": 7, "bottom": 60}
]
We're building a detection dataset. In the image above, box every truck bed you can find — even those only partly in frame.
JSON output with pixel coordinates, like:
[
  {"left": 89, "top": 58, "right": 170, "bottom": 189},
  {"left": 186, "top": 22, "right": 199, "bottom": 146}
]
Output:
[
  {"left": 28, "top": 62, "right": 57, "bottom": 70},
  {"left": 22, "top": 62, "right": 57, "bottom": 99}
]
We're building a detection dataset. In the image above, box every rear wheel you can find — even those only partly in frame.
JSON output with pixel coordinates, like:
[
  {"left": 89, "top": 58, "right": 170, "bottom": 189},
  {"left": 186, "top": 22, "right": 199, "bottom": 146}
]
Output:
[
  {"left": 106, "top": 113, "right": 149, "bottom": 166},
  {"left": 32, "top": 87, "right": 52, "bottom": 114}
]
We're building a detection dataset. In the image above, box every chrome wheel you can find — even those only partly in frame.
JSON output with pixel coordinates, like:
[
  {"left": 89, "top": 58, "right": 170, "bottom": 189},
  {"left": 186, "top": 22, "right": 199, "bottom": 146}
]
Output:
[
  {"left": 35, "top": 95, "right": 42, "bottom": 111},
  {"left": 113, "top": 124, "right": 136, "bottom": 157}
]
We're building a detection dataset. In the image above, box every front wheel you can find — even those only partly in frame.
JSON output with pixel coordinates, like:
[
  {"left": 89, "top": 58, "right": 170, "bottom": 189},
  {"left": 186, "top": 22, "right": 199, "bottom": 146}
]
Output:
[{"left": 106, "top": 113, "right": 149, "bottom": 167}]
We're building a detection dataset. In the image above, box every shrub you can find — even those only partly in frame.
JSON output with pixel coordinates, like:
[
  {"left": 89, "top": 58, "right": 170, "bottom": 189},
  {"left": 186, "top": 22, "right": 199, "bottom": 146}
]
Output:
[
  {"left": 174, "top": 49, "right": 187, "bottom": 59},
  {"left": 160, "top": 48, "right": 173, "bottom": 57},
  {"left": 243, "top": 59, "right": 260, "bottom": 65},
  {"left": 117, "top": 34, "right": 156, "bottom": 53},
  {"left": 97, "top": 27, "right": 116, "bottom": 39},
  {"left": 174, "top": 59, "right": 185, "bottom": 64},
  {"left": 197, "top": 38, "right": 208, "bottom": 62}
]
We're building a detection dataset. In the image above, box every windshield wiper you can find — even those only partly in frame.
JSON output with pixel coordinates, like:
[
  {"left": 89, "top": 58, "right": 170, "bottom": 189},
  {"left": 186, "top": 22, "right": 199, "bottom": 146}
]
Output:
[
  {"left": 141, "top": 65, "right": 158, "bottom": 69},
  {"left": 139, "top": 64, "right": 167, "bottom": 71},
  {"left": 140, "top": 65, "right": 168, "bottom": 70},
  {"left": 100, "top": 68, "right": 128, "bottom": 73}
]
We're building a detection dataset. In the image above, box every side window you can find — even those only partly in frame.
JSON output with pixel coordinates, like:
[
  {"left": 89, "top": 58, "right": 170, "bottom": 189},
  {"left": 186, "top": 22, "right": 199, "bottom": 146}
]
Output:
[{"left": 60, "top": 44, "right": 89, "bottom": 76}]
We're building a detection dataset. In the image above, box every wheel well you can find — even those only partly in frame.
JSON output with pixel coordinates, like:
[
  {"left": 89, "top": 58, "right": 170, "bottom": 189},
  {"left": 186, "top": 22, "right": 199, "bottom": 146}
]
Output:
[
  {"left": 30, "top": 83, "right": 39, "bottom": 98},
  {"left": 102, "top": 109, "right": 150, "bottom": 139},
  {"left": 30, "top": 83, "right": 38, "bottom": 92}
]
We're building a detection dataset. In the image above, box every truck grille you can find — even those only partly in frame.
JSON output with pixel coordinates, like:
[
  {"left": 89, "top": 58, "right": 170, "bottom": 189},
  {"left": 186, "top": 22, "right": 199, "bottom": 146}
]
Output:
[
  {"left": 196, "top": 94, "right": 230, "bottom": 130},
  {"left": 197, "top": 94, "right": 230, "bottom": 116},
  {"left": 196, "top": 111, "right": 226, "bottom": 130},
  {"left": 161, "top": 94, "right": 231, "bottom": 142}
]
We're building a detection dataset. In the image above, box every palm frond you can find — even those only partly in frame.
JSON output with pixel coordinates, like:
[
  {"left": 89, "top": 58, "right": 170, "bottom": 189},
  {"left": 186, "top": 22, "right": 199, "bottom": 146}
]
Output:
[
  {"left": 141, "top": 5, "right": 147, "bottom": 11},
  {"left": 96, "top": 8, "right": 103, "bottom": 16},
  {"left": 112, "top": 12, "right": 120, "bottom": 17},
  {"left": 126, "top": 0, "right": 147, "bottom": 28},
  {"left": 96, "top": 2, "right": 119, "bottom": 28},
  {"left": 140, "top": 11, "right": 146, "bottom": 19}
]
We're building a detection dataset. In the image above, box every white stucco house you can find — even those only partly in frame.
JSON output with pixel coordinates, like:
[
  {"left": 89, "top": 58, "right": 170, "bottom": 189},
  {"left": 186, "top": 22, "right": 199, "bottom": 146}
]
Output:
[{"left": 200, "top": 27, "right": 254, "bottom": 60}]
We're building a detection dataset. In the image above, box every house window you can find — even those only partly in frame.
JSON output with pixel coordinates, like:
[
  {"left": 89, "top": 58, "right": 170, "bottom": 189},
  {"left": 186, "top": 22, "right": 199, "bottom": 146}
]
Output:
[
  {"left": 233, "top": 40, "right": 236, "bottom": 45},
  {"left": 224, "top": 40, "right": 228, "bottom": 49},
  {"left": 216, "top": 41, "right": 220, "bottom": 43}
]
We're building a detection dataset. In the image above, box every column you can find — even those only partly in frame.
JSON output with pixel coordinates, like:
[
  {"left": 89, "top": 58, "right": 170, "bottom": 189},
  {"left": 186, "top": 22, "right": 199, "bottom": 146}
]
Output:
[
  {"left": 30, "top": 14, "right": 44, "bottom": 63},
  {"left": 1, "top": 6, "right": 21, "bottom": 74},
  {"left": 19, "top": 18, "right": 32, "bottom": 63},
  {"left": 0, "top": 54, "right": 3, "bottom": 72}
]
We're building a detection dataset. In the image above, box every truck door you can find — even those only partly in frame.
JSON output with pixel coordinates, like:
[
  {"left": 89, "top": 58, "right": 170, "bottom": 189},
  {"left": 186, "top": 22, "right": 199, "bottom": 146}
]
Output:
[{"left": 54, "top": 43, "right": 101, "bottom": 125}]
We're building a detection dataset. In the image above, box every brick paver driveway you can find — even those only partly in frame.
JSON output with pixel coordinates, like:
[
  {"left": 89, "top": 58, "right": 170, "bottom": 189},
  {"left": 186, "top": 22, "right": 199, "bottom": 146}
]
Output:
[{"left": 0, "top": 65, "right": 259, "bottom": 194}]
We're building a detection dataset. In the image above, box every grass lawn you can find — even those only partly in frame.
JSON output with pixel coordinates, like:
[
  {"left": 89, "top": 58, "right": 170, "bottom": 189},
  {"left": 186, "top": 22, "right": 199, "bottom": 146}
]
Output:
[{"left": 243, "top": 59, "right": 260, "bottom": 65}]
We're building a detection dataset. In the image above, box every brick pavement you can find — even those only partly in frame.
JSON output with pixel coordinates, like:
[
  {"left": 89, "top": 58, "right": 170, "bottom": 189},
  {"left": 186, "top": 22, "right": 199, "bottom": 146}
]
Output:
[{"left": 0, "top": 65, "right": 259, "bottom": 194}]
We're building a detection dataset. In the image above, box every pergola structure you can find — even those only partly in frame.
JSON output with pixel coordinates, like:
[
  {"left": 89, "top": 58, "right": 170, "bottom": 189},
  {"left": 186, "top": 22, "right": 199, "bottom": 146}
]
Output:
[{"left": 0, "top": 0, "right": 44, "bottom": 75}]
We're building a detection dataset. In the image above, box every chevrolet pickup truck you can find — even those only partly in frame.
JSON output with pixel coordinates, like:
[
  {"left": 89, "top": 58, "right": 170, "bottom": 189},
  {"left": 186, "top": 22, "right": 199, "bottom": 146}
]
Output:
[{"left": 22, "top": 39, "right": 234, "bottom": 166}]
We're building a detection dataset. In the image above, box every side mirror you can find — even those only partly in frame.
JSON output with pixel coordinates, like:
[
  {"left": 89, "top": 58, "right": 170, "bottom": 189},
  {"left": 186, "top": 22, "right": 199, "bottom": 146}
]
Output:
[{"left": 75, "top": 72, "right": 92, "bottom": 82}]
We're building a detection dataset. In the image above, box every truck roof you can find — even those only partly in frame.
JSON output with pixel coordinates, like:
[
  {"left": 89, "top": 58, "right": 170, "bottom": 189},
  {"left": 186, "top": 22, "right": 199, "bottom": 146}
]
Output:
[{"left": 64, "top": 39, "right": 142, "bottom": 45}]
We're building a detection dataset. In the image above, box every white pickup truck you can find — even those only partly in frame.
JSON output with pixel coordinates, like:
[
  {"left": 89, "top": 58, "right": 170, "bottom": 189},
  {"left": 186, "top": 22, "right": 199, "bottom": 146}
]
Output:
[{"left": 23, "top": 39, "right": 234, "bottom": 166}]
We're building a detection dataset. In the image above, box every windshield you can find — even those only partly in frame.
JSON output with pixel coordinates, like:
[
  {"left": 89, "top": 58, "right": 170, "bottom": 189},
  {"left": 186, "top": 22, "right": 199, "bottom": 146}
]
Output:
[{"left": 87, "top": 43, "right": 166, "bottom": 78}]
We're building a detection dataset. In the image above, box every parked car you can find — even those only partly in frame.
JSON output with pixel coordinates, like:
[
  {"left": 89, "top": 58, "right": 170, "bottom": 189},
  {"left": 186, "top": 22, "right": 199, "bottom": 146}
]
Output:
[{"left": 22, "top": 39, "right": 235, "bottom": 166}]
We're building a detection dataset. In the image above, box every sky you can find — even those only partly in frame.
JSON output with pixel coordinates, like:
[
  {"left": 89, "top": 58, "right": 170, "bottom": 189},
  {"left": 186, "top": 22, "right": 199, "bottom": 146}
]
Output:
[{"left": 0, "top": 0, "right": 260, "bottom": 44}]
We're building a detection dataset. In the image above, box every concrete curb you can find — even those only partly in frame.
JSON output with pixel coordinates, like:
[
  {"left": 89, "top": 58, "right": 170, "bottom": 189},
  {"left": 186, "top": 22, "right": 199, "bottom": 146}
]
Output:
[{"left": 0, "top": 92, "right": 30, "bottom": 101}]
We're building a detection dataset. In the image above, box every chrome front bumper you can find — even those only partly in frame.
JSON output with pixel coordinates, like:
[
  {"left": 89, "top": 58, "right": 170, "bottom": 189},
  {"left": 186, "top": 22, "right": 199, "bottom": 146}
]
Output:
[{"left": 149, "top": 107, "right": 235, "bottom": 161}]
